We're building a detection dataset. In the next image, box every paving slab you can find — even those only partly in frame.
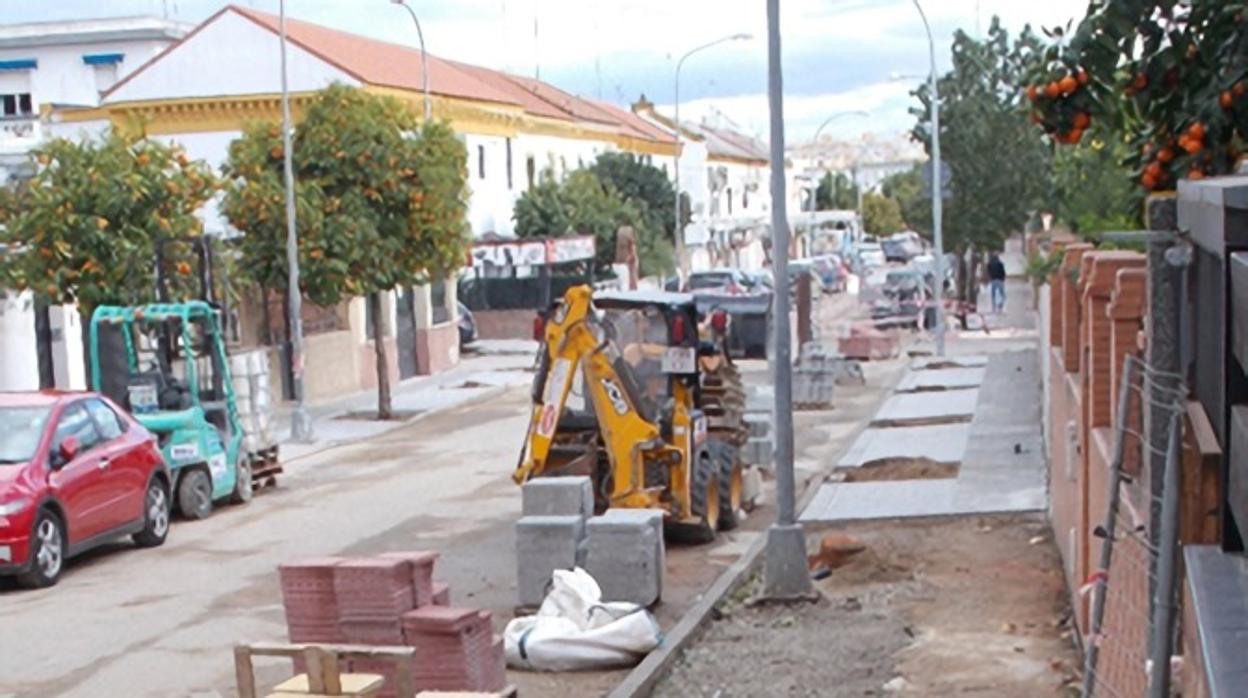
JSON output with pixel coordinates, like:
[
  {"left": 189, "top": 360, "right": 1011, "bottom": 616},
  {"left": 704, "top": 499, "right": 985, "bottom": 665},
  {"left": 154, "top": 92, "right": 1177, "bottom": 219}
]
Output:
[
  {"left": 910, "top": 354, "right": 989, "bottom": 370},
  {"left": 873, "top": 389, "right": 979, "bottom": 424},
  {"left": 837, "top": 423, "right": 971, "bottom": 468},
  {"left": 895, "top": 367, "right": 986, "bottom": 392}
]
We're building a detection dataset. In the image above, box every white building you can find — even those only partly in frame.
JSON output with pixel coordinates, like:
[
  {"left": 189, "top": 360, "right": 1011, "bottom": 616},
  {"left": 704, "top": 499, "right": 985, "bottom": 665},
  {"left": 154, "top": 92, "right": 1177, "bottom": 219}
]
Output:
[
  {"left": 632, "top": 99, "right": 774, "bottom": 273},
  {"left": 41, "top": 5, "right": 676, "bottom": 397},
  {"left": 0, "top": 16, "right": 189, "bottom": 391}
]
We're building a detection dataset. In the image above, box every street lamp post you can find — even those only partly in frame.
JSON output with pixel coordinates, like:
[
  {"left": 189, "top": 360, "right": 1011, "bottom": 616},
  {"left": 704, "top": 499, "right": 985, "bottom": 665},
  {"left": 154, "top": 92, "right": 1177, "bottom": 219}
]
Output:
[
  {"left": 803, "top": 109, "right": 863, "bottom": 219},
  {"left": 279, "top": 0, "right": 313, "bottom": 442},
  {"left": 912, "top": 0, "right": 946, "bottom": 356},
  {"left": 673, "top": 32, "right": 751, "bottom": 278},
  {"left": 762, "top": 0, "right": 812, "bottom": 600},
  {"left": 392, "top": 0, "right": 432, "bottom": 121}
]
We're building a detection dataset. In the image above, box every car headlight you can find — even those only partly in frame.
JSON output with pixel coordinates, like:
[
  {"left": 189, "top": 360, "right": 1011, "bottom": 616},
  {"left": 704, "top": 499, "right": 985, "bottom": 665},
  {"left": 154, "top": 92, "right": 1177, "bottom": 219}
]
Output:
[{"left": 0, "top": 498, "right": 31, "bottom": 516}]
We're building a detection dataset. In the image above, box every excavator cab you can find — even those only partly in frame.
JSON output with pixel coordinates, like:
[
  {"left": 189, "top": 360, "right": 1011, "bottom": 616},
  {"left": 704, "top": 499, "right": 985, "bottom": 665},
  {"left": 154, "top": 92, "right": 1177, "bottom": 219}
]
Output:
[{"left": 517, "top": 286, "right": 747, "bottom": 543}]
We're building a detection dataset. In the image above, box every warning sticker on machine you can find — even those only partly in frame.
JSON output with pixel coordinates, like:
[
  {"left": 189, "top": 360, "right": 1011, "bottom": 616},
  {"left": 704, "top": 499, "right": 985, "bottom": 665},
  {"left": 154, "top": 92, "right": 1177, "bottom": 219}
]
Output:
[
  {"left": 170, "top": 443, "right": 200, "bottom": 462},
  {"left": 543, "top": 358, "right": 572, "bottom": 405},
  {"left": 207, "top": 453, "right": 227, "bottom": 484}
]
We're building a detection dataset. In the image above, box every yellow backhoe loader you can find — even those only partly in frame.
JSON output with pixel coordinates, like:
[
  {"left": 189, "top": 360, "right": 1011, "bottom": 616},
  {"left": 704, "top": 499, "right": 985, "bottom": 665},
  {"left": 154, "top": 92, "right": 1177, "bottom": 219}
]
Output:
[{"left": 513, "top": 285, "right": 747, "bottom": 543}]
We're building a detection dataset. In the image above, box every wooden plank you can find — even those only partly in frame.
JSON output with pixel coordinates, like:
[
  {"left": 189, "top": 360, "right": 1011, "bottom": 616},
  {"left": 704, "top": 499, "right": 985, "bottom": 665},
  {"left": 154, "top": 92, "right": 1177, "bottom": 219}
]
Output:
[{"left": 234, "top": 646, "right": 257, "bottom": 698}]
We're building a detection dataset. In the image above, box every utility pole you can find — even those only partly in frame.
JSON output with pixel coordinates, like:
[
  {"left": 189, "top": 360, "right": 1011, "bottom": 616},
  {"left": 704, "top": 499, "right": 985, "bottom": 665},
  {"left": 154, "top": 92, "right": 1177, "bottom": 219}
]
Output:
[
  {"left": 280, "top": 0, "right": 312, "bottom": 442},
  {"left": 762, "top": 0, "right": 812, "bottom": 600},
  {"left": 913, "top": 0, "right": 946, "bottom": 356}
]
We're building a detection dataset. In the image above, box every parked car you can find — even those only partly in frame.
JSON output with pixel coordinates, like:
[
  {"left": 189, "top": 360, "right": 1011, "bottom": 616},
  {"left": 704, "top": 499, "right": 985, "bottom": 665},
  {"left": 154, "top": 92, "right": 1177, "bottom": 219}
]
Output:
[
  {"left": 881, "top": 239, "right": 911, "bottom": 263},
  {"left": 0, "top": 392, "right": 170, "bottom": 588},
  {"left": 852, "top": 243, "right": 887, "bottom": 272},
  {"left": 457, "top": 302, "right": 478, "bottom": 347},
  {"left": 685, "top": 268, "right": 755, "bottom": 295}
]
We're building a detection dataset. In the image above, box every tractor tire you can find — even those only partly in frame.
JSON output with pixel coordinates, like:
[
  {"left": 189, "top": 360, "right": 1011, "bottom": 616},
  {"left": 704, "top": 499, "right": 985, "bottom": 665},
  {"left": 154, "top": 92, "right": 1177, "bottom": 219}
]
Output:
[
  {"left": 712, "top": 440, "right": 743, "bottom": 531},
  {"left": 668, "top": 449, "right": 719, "bottom": 545},
  {"left": 229, "top": 453, "right": 253, "bottom": 505},
  {"left": 177, "top": 467, "right": 214, "bottom": 520}
]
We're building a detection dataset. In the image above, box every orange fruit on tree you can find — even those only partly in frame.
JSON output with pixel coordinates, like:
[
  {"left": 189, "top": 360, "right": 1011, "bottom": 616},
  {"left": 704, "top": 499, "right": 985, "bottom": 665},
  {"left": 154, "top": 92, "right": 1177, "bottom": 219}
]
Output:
[
  {"left": 1141, "top": 172, "right": 1157, "bottom": 190},
  {"left": 1181, "top": 137, "right": 1202, "bottom": 154},
  {"left": 1073, "top": 112, "right": 1090, "bottom": 129},
  {"left": 1188, "top": 169, "right": 1205, "bottom": 180},
  {"left": 1133, "top": 73, "right": 1148, "bottom": 90},
  {"left": 1189, "top": 122, "right": 1206, "bottom": 140},
  {"left": 1027, "top": 84, "right": 1038, "bottom": 101},
  {"left": 95, "top": 217, "right": 108, "bottom": 230},
  {"left": 1235, "top": 81, "right": 1247, "bottom": 97},
  {"left": 1157, "top": 146, "right": 1175, "bottom": 163},
  {"left": 1045, "top": 81, "right": 1061, "bottom": 98},
  {"left": 176, "top": 261, "right": 192, "bottom": 275},
  {"left": 1146, "top": 161, "right": 1163, "bottom": 178},
  {"left": 1077, "top": 69, "right": 1089, "bottom": 85},
  {"left": 1059, "top": 75, "right": 1078, "bottom": 95},
  {"left": 1221, "top": 91, "right": 1234, "bottom": 109},
  {"left": 1068, "top": 128, "right": 1085, "bottom": 144}
]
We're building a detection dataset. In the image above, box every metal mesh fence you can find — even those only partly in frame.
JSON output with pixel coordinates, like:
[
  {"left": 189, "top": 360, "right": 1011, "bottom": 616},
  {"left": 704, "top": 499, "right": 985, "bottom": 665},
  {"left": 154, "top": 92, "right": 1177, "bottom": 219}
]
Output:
[{"left": 1082, "top": 356, "right": 1186, "bottom": 698}]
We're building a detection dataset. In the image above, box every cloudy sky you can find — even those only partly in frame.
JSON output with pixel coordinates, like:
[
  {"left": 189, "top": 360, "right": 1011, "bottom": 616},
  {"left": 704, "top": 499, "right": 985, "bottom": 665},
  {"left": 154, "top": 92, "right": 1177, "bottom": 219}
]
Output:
[{"left": 9, "top": 0, "right": 1088, "bottom": 142}]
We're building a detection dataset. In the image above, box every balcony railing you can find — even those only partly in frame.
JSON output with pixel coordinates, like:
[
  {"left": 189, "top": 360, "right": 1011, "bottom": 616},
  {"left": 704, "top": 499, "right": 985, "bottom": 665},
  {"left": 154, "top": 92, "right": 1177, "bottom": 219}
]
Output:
[{"left": 0, "top": 116, "right": 39, "bottom": 149}]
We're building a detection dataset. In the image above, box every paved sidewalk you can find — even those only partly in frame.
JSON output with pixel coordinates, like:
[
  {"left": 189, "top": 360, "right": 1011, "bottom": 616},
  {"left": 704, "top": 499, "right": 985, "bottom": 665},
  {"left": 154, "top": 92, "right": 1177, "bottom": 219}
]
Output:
[{"left": 273, "top": 347, "right": 535, "bottom": 462}]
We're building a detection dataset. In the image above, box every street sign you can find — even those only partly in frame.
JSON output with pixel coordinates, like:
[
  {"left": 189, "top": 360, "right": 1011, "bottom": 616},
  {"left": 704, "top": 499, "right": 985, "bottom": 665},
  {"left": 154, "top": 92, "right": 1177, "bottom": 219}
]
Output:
[{"left": 920, "top": 158, "right": 952, "bottom": 200}]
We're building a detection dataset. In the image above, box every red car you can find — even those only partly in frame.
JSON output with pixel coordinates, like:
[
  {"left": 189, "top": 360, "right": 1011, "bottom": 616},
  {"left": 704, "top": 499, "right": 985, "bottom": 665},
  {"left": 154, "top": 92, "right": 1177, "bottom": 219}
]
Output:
[{"left": 0, "top": 392, "right": 170, "bottom": 588}]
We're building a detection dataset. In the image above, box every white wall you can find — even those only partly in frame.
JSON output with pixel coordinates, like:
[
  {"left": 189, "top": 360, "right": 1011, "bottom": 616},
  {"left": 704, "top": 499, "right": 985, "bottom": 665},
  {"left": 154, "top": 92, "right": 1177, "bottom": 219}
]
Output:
[
  {"left": 463, "top": 132, "right": 517, "bottom": 238},
  {"left": 104, "top": 11, "right": 357, "bottom": 104},
  {"left": 0, "top": 292, "right": 39, "bottom": 391}
]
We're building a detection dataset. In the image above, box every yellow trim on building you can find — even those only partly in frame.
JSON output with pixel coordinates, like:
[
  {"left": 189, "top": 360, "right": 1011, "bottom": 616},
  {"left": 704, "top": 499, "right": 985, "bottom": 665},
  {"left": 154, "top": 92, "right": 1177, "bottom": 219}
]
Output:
[
  {"left": 708, "top": 154, "right": 769, "bottom": 167},
  {"left": 48, "top": 87, "right": 678, "bottom": 156}
]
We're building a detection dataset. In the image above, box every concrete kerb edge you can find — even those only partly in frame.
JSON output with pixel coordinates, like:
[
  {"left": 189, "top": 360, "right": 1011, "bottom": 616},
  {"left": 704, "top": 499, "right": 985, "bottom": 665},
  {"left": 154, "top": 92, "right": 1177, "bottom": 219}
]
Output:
[
  {"left": 280, "top": 384, "right": 512, "bottom": 466},
  {"left": 607, "top": 360, "right": 909, "bottom": 698}
]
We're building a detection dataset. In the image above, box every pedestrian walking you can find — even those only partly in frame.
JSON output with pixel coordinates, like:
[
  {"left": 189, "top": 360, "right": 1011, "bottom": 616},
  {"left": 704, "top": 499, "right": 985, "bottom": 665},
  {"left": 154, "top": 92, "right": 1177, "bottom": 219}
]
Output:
[{"left": 987, "top": 253, "right": 1007, "bottom": 314}]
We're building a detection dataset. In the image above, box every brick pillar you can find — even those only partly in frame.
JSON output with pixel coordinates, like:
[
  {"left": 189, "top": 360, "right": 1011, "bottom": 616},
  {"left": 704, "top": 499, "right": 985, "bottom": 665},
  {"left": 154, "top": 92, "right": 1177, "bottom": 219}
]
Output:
[
  {"left": 1108, "top": 268, "right": 1147, "bottom": 475},
  {"left": 1048, "top": 238, "right": 1074, "bottom": 348},
  {"left": 1061, "top": 243, "right": 1095, "bottom": 368},
  {"left": 1083, "top": 252, "right": 1147, "bottom": 430}
]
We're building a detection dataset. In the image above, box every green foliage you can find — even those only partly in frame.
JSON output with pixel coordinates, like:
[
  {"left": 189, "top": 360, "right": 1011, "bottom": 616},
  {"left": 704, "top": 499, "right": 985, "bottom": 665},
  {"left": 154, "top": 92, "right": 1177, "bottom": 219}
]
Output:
[
  {"left": 222, "top": 84, "right": 469, "bottom": 307},
  {"left": 910, "top": 17, "right": 1052, "bottom": 254},
  {"left": 1050, "top": 123, "right": 1140, "bottom": 236},
  {"left": 1024, "top": 249, "right": 1063, "bottom": 285},
  {"left": 880, "top": 165, "right": 928, "bottom": 235},
  {"left": 513, "top": 154, "right": 676, "bottom": 277},
  {"left": 861, "top": 192, "right": 905, "bottom": 236},
  {"left": 815, "top": 171, "right": 858, "bottom": 210},
  {"left": 1026, "top": 1, "right": 1248, "bottom": 186},
  {"left": 0, "top": 128, "right": 218, "bottom": 314}
]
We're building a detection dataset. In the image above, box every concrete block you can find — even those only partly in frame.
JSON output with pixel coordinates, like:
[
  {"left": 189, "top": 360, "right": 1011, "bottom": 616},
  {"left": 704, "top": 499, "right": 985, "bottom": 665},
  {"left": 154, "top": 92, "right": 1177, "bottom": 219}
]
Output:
[
  {"left": 515, "top": 515, "right": 584, "bottom": 607},
  {"left": 742, "top": 465, "right": 763, "bottom": 508},
  {"left": 521, "top": 476, "right": 594, "bottom": 518},
  {"left": 584, "top": 509, "right": 665, "bottom": 606}
]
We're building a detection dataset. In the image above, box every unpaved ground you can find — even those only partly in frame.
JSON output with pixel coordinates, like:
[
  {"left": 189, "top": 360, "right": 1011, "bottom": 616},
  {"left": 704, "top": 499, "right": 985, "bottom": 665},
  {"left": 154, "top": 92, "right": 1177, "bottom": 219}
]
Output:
[{"left": 653, "top": 514, "right": 1079, "bottom": 698}]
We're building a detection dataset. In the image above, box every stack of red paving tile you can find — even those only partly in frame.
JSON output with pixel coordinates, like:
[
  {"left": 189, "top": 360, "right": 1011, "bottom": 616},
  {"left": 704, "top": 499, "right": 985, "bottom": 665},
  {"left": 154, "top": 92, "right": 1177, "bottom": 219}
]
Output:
[
  {"left": 401, "top": 606, "right": 505, "bottom": 692},
  {"left": 334, "top": 558, "right": 415, "bottom": 645},
  {"left": 277, "top": 551, "right": 504, "bottom": 696},
  {"left": 278, "top": 557, "right": 346, "bottom": 643}
]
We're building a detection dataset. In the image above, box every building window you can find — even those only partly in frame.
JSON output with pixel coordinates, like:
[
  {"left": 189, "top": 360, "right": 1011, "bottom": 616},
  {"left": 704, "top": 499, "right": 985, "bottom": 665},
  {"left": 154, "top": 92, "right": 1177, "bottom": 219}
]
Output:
[
  {"left": 83, "top": 53, "right": 123, "bottom": 94},
  {"left": 727, "top": 187, "right": 733, "bottom": 215},
  {"left": 577, "top": 155, "right": 583, "bottom": 168},
  {"left": 526, "top": 155, "right": 536, "bottom": 190},
  {"left": 743, "top": 189, "right": 749, "bottom": 209},
  {"left": 506, "top": 138, "right": 513, "bottom": 190},
  {"left": 477, "top": 145, "right": 486, "bottom": 180},
  {"left": 1, "top": 93, "right": 33, "bottom": 118}
]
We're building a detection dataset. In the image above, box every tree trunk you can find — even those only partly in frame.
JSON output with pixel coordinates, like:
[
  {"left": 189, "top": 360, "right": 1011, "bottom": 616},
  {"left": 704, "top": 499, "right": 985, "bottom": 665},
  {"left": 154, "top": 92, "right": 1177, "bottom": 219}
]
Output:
[
  {"left": 369, "top": 292, "right": 393, "bottom": 420},
  {"left": 34, "top": 297, "right": 55, "bottom": 389}
]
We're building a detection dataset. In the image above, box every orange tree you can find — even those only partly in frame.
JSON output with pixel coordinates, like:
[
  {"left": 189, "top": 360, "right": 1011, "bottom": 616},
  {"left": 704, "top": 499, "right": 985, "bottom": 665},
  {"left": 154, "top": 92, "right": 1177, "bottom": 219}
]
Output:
[
  {"left": 1025, "top": 2, "right": 1248, "bottom": 190},
  {"left": 222, "top": 84, "right": 469, "bottom": 419},
  {"left": 0, "top": 128, "right": 217, "bottom": 335}
]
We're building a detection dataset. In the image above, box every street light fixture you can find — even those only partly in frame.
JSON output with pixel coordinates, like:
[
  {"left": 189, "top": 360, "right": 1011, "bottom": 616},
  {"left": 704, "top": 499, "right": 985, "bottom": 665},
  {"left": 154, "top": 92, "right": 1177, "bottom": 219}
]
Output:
[
  {"left": 912, "top": 0, "right": 947, "bottom": 356},
  {"left": 279, "top": 0, "right": 313, "bottom": 442},
  {"left": 673, "top": 32, "right": 751, "bottom": 278},
  {"left": 391, "top": 0, "right": 432, "bottom": 121}
]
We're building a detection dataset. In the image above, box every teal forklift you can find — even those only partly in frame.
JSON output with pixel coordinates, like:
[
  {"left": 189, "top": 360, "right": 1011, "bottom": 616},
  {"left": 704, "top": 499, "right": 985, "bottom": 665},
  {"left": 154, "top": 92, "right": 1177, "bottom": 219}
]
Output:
[{"left": 87, "top": 237, "right": 271, "bottom": 519}]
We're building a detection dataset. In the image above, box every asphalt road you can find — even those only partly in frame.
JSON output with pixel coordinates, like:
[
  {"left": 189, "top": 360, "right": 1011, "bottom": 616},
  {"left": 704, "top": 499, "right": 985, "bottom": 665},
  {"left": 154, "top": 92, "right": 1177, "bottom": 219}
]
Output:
[{"left": 0, "top": 388, "right": 537, "bottom": 698}]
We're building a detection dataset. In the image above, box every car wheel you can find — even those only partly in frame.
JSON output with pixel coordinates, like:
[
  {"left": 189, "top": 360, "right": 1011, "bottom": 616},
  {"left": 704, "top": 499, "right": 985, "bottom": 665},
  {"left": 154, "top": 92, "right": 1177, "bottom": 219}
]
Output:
[
  {"left": 17, "top": 510, "right": 65, "bottom": 589},
  {"left": 229, "top": 453, "right": 253, "bottom": 505},
  {"left": 176, "top": 468, "right": 213, "bottom": 520},
  {"left": 132, "top": 480, "right": 170, "bottom": 548}
]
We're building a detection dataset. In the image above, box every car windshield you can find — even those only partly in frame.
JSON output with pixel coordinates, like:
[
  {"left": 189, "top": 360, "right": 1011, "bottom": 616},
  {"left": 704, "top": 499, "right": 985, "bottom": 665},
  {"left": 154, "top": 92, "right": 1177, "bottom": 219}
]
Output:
[{"left": 0, "top": 405, "right": 52, "bottom": 464}]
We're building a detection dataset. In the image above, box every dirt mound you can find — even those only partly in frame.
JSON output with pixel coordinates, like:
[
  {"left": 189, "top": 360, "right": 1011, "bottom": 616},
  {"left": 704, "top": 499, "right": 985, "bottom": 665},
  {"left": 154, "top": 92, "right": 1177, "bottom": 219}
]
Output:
[{"left": 843, "top": 457, "right": 958, "bottom": 482}]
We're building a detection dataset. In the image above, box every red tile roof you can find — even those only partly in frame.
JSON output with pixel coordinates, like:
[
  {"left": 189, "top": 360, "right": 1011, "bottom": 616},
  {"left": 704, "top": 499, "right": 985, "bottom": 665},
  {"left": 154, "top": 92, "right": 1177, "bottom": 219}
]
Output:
[{"left": 588, "top": 99, "right": 677, "bottom": 144}]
